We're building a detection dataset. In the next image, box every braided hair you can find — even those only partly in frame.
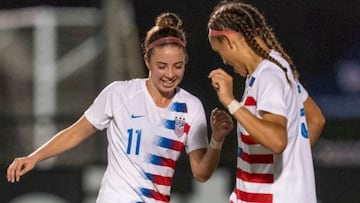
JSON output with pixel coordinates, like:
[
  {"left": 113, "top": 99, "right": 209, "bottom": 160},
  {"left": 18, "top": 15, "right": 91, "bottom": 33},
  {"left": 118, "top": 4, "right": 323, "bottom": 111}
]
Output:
[{"left": 208, "top": 1, "right": 299, "bottom": 84}]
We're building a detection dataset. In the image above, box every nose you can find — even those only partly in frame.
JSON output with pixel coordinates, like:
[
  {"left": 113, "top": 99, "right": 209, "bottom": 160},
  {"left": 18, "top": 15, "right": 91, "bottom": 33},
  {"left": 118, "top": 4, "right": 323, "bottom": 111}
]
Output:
[{"left": 165, "top": 67, "right": 176, "bottom": 78}]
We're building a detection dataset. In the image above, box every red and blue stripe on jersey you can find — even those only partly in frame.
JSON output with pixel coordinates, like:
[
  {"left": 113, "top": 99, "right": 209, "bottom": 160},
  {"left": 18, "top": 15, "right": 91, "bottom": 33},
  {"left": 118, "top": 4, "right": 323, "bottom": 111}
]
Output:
[
  {"left": 139, "top": 137, "right": 184, "bottom": 202},
  {"left": 234, "top": 77, "right": 274, "bottom": 202},
  {"left": 170, "top": 102, "right": 188, "bottom": 113},
  {"left": 140, "top": 188, "right": 170, "bottom": 202}
]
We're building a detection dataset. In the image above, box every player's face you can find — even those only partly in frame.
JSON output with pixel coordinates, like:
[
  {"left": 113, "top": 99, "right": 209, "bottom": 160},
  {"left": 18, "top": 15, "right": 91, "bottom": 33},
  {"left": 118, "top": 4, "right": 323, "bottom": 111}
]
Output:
[
  {"left": 145, "top": 45, "right": 186, "bottom": 97},
  {"left": 209, "top": 37, "right": 248, "bottom": 77}
]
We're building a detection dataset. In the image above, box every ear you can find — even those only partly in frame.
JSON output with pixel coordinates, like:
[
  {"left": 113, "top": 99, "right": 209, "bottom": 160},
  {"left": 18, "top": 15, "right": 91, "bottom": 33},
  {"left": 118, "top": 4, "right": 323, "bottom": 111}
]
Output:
[
  {"left": 222, "top": 35, "right": 234, "bottom": 50},
  {"left": 144, "top": 55, "right": 150, "bottom": 70},
  {"left": 226, "top": 33, "right": 243, "bottom": 50}
]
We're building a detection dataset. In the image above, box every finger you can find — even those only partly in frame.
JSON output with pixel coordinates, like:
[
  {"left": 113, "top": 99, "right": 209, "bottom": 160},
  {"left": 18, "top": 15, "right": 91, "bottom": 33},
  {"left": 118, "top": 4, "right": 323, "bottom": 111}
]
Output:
[
  {"left": 19, "top": 165, "right": 31, "bottom": 179},
  {"left": 6, "top": 164, "right": 13, "bottom": 183},
  {"left": 216, "top": 114, "right": 234, "bottom": 125},
  {"left": 214, "top": 120, "right": 232, "bottom": 130},
  {"left": 7, "top": 161, "right": 17, "bottom": 183},
  {"left": 208, "top": 68, "right": 226, "bottom": 77},
  {"left": 213, "top": 114, "right": 228, "bottom": 124},
  {"left": 14, "top": 161, "right": 23, "bottom": 182},
  {"left": 210, "top": 77, "right": 220, "bottom": 89},
  {"left": 219, "top": 120, "right": 234, "bottom": 130},
  {"left": 208, "top": 68, "right": 222, "bottom": 78},
  {"left": 213, "top": 111, "right": 231, "bottom": 121}
]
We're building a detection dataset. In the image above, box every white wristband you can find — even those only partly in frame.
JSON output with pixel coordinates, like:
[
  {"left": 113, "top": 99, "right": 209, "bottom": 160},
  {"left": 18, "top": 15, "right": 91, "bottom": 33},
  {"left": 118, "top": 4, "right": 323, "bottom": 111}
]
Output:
[
  {"left": 209, "top": 137, "right": 223, "bottom": 150},
  {"left": 227, "top": 99, "right": 242, "bottom": 114}
]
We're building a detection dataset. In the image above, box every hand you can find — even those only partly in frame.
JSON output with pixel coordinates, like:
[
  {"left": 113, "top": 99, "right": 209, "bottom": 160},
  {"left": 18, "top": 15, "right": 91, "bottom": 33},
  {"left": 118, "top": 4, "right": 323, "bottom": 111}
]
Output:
[
  {"left": 7, "top": 156, "right": 37, "bottom": 183},
  {"left": 208, "top": 68, "right": 235, "bottom": 107},
  {"left": 210, "top": 108, "right": 234, "bottom": 142}
]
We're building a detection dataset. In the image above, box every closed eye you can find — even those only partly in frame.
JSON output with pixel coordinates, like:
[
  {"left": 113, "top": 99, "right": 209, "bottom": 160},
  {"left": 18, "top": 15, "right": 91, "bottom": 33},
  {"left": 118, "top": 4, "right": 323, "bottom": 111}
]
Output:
[
  {"left": 156, "top": 62, "right": 167, "bottom": 69},
  {"left": 174, "top": 62, "right": 184, "bottom": 69}
]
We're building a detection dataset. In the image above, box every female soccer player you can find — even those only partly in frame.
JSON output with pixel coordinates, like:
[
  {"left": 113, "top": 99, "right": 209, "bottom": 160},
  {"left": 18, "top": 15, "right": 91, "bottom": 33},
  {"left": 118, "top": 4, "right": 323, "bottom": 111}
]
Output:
[
  {"left": 7, "top": 12, "right": 233, "bottom": 203},
  {"left": 207, "top": 1, "right": 325, "bottom": 203}
]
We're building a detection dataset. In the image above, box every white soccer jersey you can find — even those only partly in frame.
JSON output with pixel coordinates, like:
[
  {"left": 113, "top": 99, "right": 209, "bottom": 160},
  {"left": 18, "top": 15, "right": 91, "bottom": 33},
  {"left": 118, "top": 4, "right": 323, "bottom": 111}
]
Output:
[
  {"left": 84, "top": 78, "right": 208, "bottom": 203},
  {"left": 230, "top": 51, "right": 317, "bottom": 203}
]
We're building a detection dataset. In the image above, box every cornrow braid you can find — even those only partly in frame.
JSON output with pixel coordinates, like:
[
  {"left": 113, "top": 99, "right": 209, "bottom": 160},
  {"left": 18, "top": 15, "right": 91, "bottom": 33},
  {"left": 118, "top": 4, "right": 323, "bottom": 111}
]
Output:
[
  {"left": 235, "top": 4, "right": 292, "bottom": 84},
  {"left": 240, "top": 3, "right": 299, "bottom": 79},
  {"left": 240, "top": 18, "right": 292, "bottom": 84},
  {"left": 234, "top": 4, "right": 291, "bottom": 84},
  {"left": 208, "top": 1, "right": 296, "bottom": 84}
]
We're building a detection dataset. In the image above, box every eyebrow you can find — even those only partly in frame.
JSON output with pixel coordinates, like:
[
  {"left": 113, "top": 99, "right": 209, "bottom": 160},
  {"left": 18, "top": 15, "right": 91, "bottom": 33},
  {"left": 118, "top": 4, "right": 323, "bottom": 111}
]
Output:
[{"left": 155, "top": 61, "right": 184, "bottom": 65}]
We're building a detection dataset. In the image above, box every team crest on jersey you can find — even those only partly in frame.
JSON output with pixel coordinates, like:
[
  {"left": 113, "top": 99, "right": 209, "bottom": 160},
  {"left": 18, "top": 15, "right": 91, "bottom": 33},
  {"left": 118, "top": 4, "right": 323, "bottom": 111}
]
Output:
[{"left": 174, "top": 116, "right": 185, "bottom": 137}]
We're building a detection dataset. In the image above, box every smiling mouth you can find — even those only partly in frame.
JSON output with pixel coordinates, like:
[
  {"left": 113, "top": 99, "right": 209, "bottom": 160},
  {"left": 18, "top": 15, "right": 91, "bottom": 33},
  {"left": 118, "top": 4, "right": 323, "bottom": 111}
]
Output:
[{"left": 161, "top": 79, "right": 177, "bottom": 88}]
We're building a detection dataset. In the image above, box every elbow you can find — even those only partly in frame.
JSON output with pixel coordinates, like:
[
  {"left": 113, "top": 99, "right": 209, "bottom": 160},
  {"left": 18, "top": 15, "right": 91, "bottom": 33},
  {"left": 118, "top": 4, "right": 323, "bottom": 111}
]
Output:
[
  {"left": 306, "top": 102, "right": 326, "bottom": 133},
  {"left": 272, "top": 140, "right": 287, "bottom": 154},
  {"left": 194, "top": 175, "right": 210, "bottom": 183},
  {"left": 193, "top": 172, "right": 211, "bottom": 183},
  {"left": 310, "top": 112, "right": 326, "bottom": 132},
  {"left": 270, "top": 131, "right": 287, "bottom": 154},
  {"left": 318, "top": 114, "right": 326, "bottom": 129},
  {"left": 316, "top": 115, "right": 326, "bottom": 135}
]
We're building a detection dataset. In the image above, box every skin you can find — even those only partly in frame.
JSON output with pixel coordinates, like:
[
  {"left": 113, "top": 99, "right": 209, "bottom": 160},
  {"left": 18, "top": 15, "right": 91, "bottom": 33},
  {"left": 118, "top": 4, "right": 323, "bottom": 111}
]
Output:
[
  {"left": 303, "top": 96, "right": 325, "bottom": 145},
  {"left": 7, "top": 44, "right": 233, "bottom": 184},
  {"left": 208, "top": 32, "right": 324, "bottom": 153},
  {"left": 144, "top": 45, "right": 234, "bottom": 182}
]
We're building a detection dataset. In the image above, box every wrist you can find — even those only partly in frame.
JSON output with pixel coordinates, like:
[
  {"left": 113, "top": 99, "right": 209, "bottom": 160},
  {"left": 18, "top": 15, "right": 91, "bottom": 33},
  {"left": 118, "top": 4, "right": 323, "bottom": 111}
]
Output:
[
  {"left": 227, "top": 99, "right": 242, "bottom": 114},
  {"left": 209, "top": 137, "right": 223, "bottom": 150}
]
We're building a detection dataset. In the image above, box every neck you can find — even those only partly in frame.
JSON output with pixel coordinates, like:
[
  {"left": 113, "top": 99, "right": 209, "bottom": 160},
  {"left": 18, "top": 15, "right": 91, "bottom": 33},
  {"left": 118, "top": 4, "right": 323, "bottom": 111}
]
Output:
[
  {"left": 246, "top": 37, "right": 270, "bottom": 75},
  {"left": 146, "top": 79, "right": 174, "bottom": 108},
  {"left": 245, "top": 52, "right": 264, "bottom": 75}
]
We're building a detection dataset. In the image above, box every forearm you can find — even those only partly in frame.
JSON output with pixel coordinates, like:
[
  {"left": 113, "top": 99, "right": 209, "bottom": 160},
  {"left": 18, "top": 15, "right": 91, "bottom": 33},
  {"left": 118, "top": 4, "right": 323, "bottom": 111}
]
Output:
[
  {"left": 189, "top": 142, "right": 222, "bottom": 182},
  {"left": 7, "top": 116, "right": 96, "bottom": 183},
  {"left": 232, "top": 106, "right": 287, "bottom": 154},
  {"left": 189, "top": 107, "right": 233, "bottom": 182},
  {"left": 29, "top": 128, "right": 81, "bottom": 162},
  {"left": 29, "top": 116, "right": 96, "bottom": 163}
]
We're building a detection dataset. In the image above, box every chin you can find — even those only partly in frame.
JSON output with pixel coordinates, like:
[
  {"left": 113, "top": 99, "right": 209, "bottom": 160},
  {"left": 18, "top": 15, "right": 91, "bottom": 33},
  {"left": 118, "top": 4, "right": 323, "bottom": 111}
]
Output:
[
  {"left": 162, "top": 80, "right": 179, "bottom": 88},
  {"left": 160, "top": 84, "right": 176, "bottom": 91}
]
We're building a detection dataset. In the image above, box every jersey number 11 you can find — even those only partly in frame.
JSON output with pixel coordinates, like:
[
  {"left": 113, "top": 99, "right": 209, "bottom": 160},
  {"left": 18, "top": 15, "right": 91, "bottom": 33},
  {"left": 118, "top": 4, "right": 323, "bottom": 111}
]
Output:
[{"left": 127, "top": 128, "right": 142, "bottom": 155}]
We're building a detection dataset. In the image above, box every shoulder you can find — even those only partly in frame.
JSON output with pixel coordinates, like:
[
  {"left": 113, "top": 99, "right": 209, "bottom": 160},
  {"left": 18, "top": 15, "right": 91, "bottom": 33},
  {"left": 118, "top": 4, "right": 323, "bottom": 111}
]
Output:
[
  {"left": 94, "top": 79, "right": 145, "bottom": 103},
  {"left": 251, "top": 59, "right": 288, "bottom": 96},
  {"left": 176, "top": 87, "right": 203, "bottom": 106},
  {"left": 103, "top": 78, "right": 144, "bottom": 94},
  {"left": 108, "top": 78, "right": 144, "bottom": 89},
  {"left": 255, "top": 51, "right": 290, "bottom": 85},
  {"left": 260, "top": 53, "right": 286, "bottom": 75},
  {"left": 255, "top": 62, "right": 285, "bottom": 86}
]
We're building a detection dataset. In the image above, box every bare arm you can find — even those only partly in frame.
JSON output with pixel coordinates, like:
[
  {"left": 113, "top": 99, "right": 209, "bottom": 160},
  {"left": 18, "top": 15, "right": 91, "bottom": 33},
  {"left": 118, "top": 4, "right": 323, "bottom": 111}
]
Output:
[
  {"left": 7, "top": 115, "right": 97, "bottom": 183},
  {"left": 209, "top": 68, "right": 287, "bottom": 154},
  {"left": 303, "top": 96, "right": 325, "bottom": 145},
  {"left": 188, "top": 108, "right": 233, "bottom": 182},
  {"left": 234, "top": 108, "right": 287, "bottom": 153}
]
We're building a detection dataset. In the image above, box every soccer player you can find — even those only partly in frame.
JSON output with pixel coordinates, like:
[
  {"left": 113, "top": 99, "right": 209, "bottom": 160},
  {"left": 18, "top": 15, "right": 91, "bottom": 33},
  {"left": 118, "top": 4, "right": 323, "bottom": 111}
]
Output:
[
  {"left": 207, "top": 1, "right": 325, "bottom": 203},
  {"left": 7, "top": 12, "right": 233, "bottom": 203}
]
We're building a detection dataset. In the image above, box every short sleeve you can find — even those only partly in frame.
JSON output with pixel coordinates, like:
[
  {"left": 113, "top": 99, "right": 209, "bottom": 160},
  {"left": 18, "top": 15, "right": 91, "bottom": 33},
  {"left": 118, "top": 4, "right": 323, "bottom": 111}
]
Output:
[
  {"left": 255, "top": 67, "right": 288, "bottom": 117},
  {"left": 297, "top": 82, "right": 309, "bottom": 103},
  {"left": 184, "top": 99, "right": 208, "bottom": 153},
  {"left": 84, "top": 82, "right": 117, "bottom": 130}
]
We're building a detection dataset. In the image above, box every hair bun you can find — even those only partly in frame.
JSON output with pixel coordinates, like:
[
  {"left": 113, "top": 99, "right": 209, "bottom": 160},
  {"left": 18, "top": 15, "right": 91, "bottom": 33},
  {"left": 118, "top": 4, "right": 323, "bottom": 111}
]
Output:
[{"left": 155, "top": 12, "right": 183, "bottom": 29}]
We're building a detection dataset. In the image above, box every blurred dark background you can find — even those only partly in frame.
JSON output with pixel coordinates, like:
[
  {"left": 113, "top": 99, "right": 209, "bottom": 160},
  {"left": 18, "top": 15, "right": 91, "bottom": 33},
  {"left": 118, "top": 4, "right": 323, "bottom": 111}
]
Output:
[{"left": 0, "top": 0, "right": 359, "bottom": 203}]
